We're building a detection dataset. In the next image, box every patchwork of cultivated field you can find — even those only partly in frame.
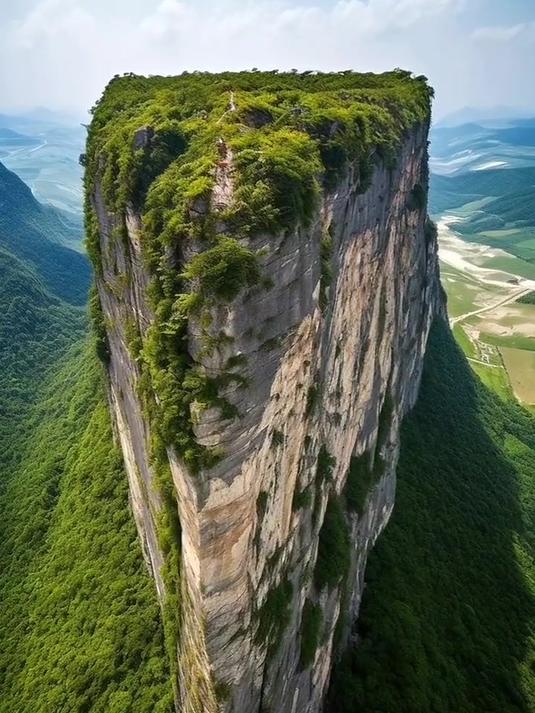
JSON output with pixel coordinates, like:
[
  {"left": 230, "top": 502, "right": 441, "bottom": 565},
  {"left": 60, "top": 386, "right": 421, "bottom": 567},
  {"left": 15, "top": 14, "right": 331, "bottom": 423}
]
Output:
[
  {"left": 500, "top": 347, "right": 535, "bottom": 404},
  {"left": 438, "top": 217, "right": 535, "bottom": 407}
]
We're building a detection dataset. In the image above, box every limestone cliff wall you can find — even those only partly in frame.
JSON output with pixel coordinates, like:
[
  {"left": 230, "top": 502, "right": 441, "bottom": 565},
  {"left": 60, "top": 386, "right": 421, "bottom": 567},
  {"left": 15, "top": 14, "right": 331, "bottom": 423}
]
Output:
[{"left": 91, "top": 122, "right": 441, "bottom": 713}]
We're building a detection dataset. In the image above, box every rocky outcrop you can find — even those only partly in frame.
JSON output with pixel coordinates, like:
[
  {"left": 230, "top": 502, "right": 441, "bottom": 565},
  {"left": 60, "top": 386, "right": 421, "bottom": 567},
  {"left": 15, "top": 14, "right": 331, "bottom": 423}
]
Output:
[{"left": 89, "top": 90, "right": 441, "bottom": 712}]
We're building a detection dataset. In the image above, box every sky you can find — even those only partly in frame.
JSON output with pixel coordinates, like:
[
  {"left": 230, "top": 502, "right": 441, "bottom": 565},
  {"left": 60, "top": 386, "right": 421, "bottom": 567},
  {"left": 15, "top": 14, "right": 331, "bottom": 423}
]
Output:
[{"left": 1, "top": 0, "right": 535, "bottom": 120}]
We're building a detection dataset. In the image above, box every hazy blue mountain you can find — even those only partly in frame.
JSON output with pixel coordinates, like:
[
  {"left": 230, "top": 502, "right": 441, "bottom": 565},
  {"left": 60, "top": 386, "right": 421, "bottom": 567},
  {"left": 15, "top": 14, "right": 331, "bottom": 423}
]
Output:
[
  {"left": 0, "top": 127, "right": 40, "bottom": 148},
  {"left": 492, "top": 126, "right": 535, "bottom": 147},
  {"left": 0, "top": 108, "right": 85, "bottom": 133},
  {"left": 436, "top": 105, "right": 535, "bottom": 128},
  {"left": 0, "top": 112, "right": 85, "bottom": 215},
  {"left": 431, "top": 120, "right": 535, "bottom": 176},
  {"left": 0, "top": 161, "right": 89, "bottom": 304},
  {"left": 429, "top": 118, "right": 535, "bottom": 269}
]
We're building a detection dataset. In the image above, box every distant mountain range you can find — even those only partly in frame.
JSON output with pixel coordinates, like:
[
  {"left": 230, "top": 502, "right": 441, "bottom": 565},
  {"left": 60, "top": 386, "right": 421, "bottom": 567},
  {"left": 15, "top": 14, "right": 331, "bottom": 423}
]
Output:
[
  {"left": 0, "top": 128, "right": 40, "bottom": 145},
  {"left": 0, "top": 107, "right": 86, "bottom": 133},
  {"left": 0, "top": 160, "right": 89, "bottom": 304},
  {"left": 435, "top": 105, "right": 535, "bottom": 128},
  {"left": 0, "top": 111, "right": 85, "bottom": 216},
  {"left": 431, "top": 121, "right": 535, "bottom": 176},
  {"left": 429, "top": 117, "right": 535, "bottom": 270}
]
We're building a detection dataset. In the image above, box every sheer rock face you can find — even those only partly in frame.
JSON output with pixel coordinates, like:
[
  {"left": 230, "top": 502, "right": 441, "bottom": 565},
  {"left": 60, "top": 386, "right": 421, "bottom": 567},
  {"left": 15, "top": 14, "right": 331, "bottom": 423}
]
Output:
[{"left": 92, "top": 122, "right": 441, "bottom": 713}]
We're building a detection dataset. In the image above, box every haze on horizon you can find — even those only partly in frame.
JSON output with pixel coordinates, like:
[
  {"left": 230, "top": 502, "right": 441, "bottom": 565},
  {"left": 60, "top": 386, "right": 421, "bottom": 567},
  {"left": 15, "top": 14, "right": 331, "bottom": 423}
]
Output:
[{"left": 1, "top": 0, "right": 535, "bottom": 121}]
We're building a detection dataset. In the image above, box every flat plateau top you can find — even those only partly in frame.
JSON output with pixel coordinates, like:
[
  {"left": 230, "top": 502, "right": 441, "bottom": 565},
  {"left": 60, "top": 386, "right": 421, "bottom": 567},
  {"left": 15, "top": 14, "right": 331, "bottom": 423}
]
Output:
[
  {"left": 86, "top": 70, "right": 431, "bottom": 232},
  {"left": 84, "top": 70, "right": 433, "bottom": 473}
]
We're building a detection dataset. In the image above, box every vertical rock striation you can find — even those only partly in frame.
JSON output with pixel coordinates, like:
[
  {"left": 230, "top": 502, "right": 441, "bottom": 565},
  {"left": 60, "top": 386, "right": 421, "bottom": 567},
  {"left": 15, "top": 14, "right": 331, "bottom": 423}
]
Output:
[{"left": 85, "top": 71, "right": 442, "bottom": 713}]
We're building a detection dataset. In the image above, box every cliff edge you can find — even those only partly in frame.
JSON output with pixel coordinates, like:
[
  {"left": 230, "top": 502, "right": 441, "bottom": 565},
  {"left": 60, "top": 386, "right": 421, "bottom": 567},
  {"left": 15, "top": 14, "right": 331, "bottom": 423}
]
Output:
[{"left": 85, "top": 70, "right": 441, "bottom": 713}]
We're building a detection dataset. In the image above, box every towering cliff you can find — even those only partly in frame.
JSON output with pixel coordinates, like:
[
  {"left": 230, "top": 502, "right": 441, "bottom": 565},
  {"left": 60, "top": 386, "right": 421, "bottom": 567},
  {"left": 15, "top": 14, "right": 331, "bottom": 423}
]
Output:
[{"left": 85, "top": 70, "right": 442, "bottom": 712}]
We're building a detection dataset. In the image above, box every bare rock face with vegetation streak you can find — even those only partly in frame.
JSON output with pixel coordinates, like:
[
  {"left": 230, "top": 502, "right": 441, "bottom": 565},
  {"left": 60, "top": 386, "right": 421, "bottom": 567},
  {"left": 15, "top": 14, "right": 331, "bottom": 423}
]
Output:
[{"left": 85, "top": 70, "right": 442, "bottom": 713}]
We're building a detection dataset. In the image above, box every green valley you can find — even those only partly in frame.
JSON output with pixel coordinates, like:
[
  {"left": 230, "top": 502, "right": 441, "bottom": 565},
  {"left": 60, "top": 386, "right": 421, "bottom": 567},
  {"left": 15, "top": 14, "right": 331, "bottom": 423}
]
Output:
[
  {"left": 0, "top": 158, "right": 87, "bottom": 470},
  {"left": 329, "top": 319, "right": 535, "bottom": 713},
  {"left": 0, "top": 159, "right": 173, "bottom": 710},
  {"left": 0, "top": 342, "right": 173, "bottom": 713},
  {"left": 429, "top": 119, "right": 535, "bottom": 409},
  {"left": 2, "top": 73, "right": 535, "bottom": 713}
]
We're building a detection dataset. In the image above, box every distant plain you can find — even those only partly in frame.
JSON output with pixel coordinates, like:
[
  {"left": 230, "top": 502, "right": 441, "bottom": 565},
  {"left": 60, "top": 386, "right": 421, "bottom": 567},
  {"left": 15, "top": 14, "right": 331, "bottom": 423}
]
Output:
[{"left": 431, "top": 118, "right": 535, "bottom": 407}]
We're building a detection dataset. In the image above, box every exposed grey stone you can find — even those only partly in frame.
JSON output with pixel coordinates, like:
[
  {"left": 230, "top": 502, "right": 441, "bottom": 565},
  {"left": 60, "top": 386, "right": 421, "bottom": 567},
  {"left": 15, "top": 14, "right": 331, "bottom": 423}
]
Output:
[
  {"left": 133, "top": 125, "right": 154, "bottom": 150},
  {"left": 92, "top": 122, "right": 442, "bottom": 713}
]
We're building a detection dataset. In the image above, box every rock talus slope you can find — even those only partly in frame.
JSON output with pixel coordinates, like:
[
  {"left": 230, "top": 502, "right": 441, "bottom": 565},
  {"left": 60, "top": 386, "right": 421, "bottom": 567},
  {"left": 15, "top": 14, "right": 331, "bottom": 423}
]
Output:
[{"left": 86, "top": 72, "right": 442, "bottom": 713}]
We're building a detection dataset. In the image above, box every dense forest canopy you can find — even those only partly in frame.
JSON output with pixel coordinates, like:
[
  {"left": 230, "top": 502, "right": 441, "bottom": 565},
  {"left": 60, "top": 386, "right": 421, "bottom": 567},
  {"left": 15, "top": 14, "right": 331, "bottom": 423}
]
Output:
[
  {"left": 0, "top": 341, "right": 173, "bottom": 713},
  {"left": 329, "top": 320, "right": 535, "bottom": 712},
  {"left": 0, "top": 158, "right": 172, "bottom": 711},
  {"left": 3, "top": 66, "right": 535, "bottom": 713}
]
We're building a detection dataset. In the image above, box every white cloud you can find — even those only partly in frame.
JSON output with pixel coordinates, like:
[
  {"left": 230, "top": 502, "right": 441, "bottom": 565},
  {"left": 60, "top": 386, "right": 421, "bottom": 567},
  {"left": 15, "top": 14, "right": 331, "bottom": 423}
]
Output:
[
  {"left": 133, "top": 0, "right": 460, "bottom": 71},
  {"left": 140, "top": 0, "right": 193, "bottom": 39},
  {"left": 0, "top": 0, "right": 534, "bottom": 118},
  {"left": 332, "top": 0, "right": 459, "bottom": 32},
  {"left": 138, "top": 0, "right": 459, "bottom": 43},
  {"left": 472, "top": 22, "right": 535, "bottom": 43},
  {"left": 11, "top": 0, "right": 96, "bottom": 49}
]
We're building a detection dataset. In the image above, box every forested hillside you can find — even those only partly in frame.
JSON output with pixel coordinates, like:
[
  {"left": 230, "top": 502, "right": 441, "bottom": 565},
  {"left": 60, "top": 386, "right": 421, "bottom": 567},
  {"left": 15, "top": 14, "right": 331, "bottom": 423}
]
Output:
[
  {"left": 0, "top": 343, "right": 173, "bottom": 712},
  {"left": 0, "top": 161, "right": 89, "bottom": 303},
  {"left": 329, "top": 320, "right": 535, "bottom": 712},
  {"left": 0, "top": 245, "right": 84, "bottom": 475},
  {"left": 430, "top": 166, "right": 535, "bottom": 225},
  {"left": 0, "top": 162, "right": 173, "bottom": 710},
  {"left": 0, "top": 161, "right": 88, "bottom": 478}
]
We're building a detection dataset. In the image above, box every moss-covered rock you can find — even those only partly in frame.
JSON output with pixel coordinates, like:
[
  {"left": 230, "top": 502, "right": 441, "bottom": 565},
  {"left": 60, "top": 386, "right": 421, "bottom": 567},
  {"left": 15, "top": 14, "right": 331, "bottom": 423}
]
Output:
[{"left": 85, "top": 69, "right": 432, "bottom": 473}]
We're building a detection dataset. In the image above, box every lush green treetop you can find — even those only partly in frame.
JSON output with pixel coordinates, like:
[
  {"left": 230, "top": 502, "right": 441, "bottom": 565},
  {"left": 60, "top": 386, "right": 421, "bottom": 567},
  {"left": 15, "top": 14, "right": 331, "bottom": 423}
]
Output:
[
  {"left": 328, "top": 320, "right": 535, "bottom": 713},
  {"left": 85, "top": 69, "right": 432, "bottom": 238},
  {"left": 84, "top": 69, "right": 432, "bottom": 473}
]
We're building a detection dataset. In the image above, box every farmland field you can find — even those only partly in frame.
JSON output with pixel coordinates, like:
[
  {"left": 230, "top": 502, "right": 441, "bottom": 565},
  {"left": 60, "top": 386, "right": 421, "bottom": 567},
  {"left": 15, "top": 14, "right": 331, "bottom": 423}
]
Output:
[{"left": 500, "top": 347, "right": 535, "bottom": 405}]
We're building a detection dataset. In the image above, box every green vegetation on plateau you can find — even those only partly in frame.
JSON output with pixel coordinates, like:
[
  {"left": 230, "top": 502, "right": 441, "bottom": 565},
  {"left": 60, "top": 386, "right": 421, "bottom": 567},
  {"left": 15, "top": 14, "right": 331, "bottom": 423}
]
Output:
[
  {"left": 329, "top": 320, "right": 535, "bottom": 712},
  {"left": 85, "top": 70, "right": 432, "bottom": 472},
  {"left": 86, "top": 69, "right": 432, "bottom": 227}
]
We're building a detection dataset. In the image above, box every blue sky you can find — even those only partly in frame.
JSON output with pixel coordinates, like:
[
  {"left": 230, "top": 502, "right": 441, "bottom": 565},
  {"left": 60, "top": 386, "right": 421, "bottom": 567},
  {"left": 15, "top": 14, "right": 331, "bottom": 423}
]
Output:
[{"left": 1, "top": 0, "right": 535, "bottom": 119}]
